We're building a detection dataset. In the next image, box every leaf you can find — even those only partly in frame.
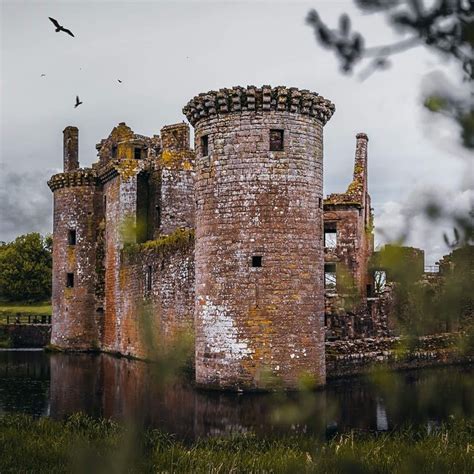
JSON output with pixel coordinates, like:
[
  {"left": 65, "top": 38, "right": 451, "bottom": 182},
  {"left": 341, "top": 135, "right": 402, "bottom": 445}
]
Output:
[
  {"left": 353, "top": 33, "right": 364, "bottom": 54},
  {"left": 339, "top": 13, "right": 351, "bottom": 36},
  {"left": 318, "top": 25, "right": 333, "bottom": 46}
]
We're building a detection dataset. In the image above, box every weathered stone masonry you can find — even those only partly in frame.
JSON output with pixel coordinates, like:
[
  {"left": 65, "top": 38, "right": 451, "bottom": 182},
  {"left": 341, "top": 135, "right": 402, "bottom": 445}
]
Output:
[
  {"left": 183, "top": 86, "right": 335, "bottom": 389},
  {"left": 49, "top": 84, "right": 460, "bottom": 390}
]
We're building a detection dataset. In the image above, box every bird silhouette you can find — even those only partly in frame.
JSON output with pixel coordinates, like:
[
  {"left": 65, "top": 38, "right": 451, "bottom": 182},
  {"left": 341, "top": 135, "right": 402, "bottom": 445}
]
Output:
[
  {"left": 118, "top": 79, "right": 122, "bottom": 83},
  {"left": 40, "top": 74, "right": 46, "bottom": 77},
  {"left": 48, "top": 17, "right": 75, "bottom": 37},
  {"left": 74, "top": 96, "right": 83, "bottom": 108}
]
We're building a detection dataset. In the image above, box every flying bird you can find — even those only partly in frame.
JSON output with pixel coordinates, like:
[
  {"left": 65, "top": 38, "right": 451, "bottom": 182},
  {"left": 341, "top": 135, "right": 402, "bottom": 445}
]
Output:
[
  {"left": 40, "top": 74, "right": 46, "bottom": 77},
  {"left": 74, "top": 96, "right": 83, "bottom": 108},
  {"left": 48, "top": 17, "right": 75, "bottom": 37},
  {"left": 118, "top": 79, "right": 122, "bottom": 83}
]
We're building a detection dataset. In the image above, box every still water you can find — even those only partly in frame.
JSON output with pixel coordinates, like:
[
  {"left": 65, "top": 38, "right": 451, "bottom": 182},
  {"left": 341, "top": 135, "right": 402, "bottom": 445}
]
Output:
[{"left": 0, "top": 350, "right": 472, "bottom": 439}]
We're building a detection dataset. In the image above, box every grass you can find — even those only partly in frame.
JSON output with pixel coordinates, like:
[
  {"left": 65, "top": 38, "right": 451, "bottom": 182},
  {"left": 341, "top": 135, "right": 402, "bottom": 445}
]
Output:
[
  {"left": 0, "top": 302, "right": 52, "bottom": 315},
  {"left": 0, "top": 302, "right": 51, "bottom": 324},
  {"left": 0, "top": 413, "right": 472, "bottom": 473}
]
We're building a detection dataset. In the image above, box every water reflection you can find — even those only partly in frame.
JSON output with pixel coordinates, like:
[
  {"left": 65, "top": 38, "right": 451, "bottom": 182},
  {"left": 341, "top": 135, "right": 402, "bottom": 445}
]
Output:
[{"left": 0, "top": 350, "right": 472, "bottom": 439}]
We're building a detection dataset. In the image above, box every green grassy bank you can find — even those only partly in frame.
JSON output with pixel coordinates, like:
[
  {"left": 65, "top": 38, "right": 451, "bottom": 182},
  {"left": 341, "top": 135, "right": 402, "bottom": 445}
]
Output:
[
  {"left": 0, "top": 414, "right": 472, "bottom": 473},
  {"left": 0, "top": 301, "right": 51, "bottom": 324}
]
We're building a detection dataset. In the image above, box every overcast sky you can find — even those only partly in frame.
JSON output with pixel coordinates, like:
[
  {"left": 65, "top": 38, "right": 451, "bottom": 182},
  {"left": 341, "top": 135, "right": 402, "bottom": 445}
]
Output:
[{"left": 1, "top": 0, "right": 472, "bottom": 264}]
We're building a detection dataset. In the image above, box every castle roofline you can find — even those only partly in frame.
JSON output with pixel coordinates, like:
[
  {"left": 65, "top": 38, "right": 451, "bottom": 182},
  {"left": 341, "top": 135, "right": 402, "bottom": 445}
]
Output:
[{"left": 183, "top": 85, "right": 335, "bottom": 127}]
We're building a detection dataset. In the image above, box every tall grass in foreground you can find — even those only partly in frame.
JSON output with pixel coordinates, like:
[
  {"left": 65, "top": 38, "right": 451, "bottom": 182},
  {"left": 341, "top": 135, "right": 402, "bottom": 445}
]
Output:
[{"left": 0, "top": 413, "right": 472, "bottom": 473}]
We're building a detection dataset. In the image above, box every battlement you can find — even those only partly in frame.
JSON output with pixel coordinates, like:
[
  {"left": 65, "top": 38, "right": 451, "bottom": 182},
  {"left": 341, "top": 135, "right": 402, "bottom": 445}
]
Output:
[
  {"left": 47, "top": 169, "right": 97, "bottom": 192},
  {"left": 183, "top": 85, "right": 335, "bottom": 126},
  {"left": 160, "top": 123, "right": 190, "bottom": 151}
]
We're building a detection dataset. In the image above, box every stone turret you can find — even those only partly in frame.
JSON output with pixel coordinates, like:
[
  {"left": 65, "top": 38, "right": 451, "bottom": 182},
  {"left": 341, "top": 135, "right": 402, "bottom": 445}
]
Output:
[
  {"left": 48, "top": 126, "right": 101, "bottom": 350},
  {"left": 184, "top": 85, "right": 335, "bottom": 390}
]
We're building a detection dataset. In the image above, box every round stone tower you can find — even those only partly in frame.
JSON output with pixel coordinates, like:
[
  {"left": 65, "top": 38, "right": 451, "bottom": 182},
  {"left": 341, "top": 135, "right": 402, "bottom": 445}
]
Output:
[
  {"left": 183, "top": 86, "right": 335, "bottom": 390},
  {"left": 48, "top": 126, "right": 101, "bottom": 350}
]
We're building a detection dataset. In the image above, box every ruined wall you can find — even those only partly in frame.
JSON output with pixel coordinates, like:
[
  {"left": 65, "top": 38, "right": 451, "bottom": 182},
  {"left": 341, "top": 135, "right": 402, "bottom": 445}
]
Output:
[
  {"left": 115, "top": 232, "right": 195, "bottom": 359},
  {"left": 326, "top": 333, "right": 473, "bottom": 378},
  {"left": 159, "top": 123, "right": 195, "bottom": 236},
  {"left": 184, "top": 86, "right": 335, "bottom": 390},
  {"left": 324, "top": 133, "right": 373, "bottom": 299},
  {"left": 49, "top": 171, "right": 102, "bottom": 350}
]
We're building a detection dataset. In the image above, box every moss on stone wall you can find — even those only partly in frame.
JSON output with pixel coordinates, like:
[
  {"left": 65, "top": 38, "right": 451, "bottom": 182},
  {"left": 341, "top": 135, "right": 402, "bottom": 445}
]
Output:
[{"left": 123, "top": 228, "right": 194, "bottom": 260}]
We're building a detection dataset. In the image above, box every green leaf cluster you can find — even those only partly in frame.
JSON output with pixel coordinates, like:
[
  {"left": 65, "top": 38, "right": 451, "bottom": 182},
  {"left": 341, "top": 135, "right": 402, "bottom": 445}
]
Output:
[{"left": 0, "top": 233, "right": 52, "bottom": 302}]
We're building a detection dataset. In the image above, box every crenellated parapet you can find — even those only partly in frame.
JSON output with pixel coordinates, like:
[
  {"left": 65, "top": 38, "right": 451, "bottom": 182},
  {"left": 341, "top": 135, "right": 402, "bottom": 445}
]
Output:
[
  {"left": 183, "top": 85, "right": 335, "bottom": 126},
  {"left": 48, "top": 169, "right": 97, "bottom": 192}
]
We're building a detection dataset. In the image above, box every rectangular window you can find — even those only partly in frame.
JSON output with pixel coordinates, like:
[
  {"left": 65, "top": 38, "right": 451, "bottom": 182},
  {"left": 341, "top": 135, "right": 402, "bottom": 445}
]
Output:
[
  {"left": 145, "top": 265, "right": 152, "bottom": 292},
  {"left": 252, "top": 256, "right": 262, "bottom": 268},
  {"left": 324, "top": 263, "right": 336, "bottom": 290},
  {"left": 68, "top": 229, "right": 76, "bottom": 246},
  {"left": 269, "top": 129, "right": 284, "bottom": 151},
  {"left": 201, "top": 135, "right": 209, "bottom": 156},
  {"left": 324, "top": 223, "right": 337, "bottom": 248},
  {"left": 134, "top": 147, "right": 141, "bottom": 160},
  {"left": 66, "top": 273, "right": 74, "bottom": 288},
  {"left": 112, "top": 145, "right": 117, "bottom": 159},
  {"left": 374, "top": 270, "right": 387, "bottom": 294}
]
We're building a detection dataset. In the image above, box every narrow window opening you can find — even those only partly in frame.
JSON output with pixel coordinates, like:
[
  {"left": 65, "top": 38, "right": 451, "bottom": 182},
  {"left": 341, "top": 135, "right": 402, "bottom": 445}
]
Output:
[
  {"left": 324, "top": 264, "right": 336, "bottom": 290},
  {"left": 269, "top": 129, "right": 284, "bottom": 151},
  {"left": 374, "top": 270, "right": 387, "bottom": 294},
  {"left": 136, "top": 173, "right": 150, "bottom": 243},
  {"left": 201, "top": 135, "right": 209, "bottom": 156},
  {"left": 68, "top": 229, "right": 76, "bottom": 246},
  {"left": 324, "top": 223, "right": 337, "bottom": 248},
  {"left": 111, "top": 145, "right": 117, "bottom": 159},
  {"left": 103, "top": 196, "right": 107, "bottom": 216},
  {"left": 155, "top": 205, "right": 161, "bottom": 228},
  {"left": 145, "top": 265, "right": 152, "bottom": 292},
  {"left": 319, "top": 197, "right": 323, "bottom": 209},
  {"left": 252, "top": 256, "right": 262, "bottom": 268},
  {"left": 134, "top": 147, "right": 141, "bottom": 160},
  {"left": 66, "top": 273, "right": 74, "bottom": 288}
]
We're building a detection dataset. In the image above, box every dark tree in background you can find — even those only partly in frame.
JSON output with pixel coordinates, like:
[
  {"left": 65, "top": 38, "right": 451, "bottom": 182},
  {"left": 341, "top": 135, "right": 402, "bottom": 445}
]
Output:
[
  {"left": 0, "top": 233, "right": 52, "bottom": 302},
  {"left": 306, "top": 0, "right": 474, "bottom": 149}
]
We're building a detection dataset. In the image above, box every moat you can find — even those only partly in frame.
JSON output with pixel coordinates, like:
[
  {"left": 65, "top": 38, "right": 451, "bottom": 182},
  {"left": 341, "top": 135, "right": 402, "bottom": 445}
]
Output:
[{"left": 0, "top": 350, "right": 472, "bottom": 440}]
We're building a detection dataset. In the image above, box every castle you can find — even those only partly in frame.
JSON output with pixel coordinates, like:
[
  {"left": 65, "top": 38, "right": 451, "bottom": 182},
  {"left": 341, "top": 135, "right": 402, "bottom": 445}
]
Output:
[{"left": 48, "top": 86, "right": 393, "bottom": 390}]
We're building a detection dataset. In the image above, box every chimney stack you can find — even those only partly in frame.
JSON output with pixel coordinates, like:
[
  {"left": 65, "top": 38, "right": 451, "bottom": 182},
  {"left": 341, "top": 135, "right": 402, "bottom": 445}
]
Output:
[{"left": 63, "top": 126, "right": 79, "bottom": 172}]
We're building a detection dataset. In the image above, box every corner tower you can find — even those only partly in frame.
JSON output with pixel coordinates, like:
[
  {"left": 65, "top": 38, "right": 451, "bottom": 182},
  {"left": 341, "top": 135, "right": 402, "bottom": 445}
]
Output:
[
  {"left": 183, "top": 85, "right": 335, "bottom": 390},
  {"left": 48, "top": 126, "right": 102, "bottom": 349}
]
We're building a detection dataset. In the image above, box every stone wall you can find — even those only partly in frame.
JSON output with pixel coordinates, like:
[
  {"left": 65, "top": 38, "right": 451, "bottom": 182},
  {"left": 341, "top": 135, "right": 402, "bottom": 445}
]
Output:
[
  {"left": 185, "top": 86, "right": 335, "bottom": 390},
  {"left": 326, "top": 333, "right": 473, "bottom": 378},
  {"left": 0, "top": 324, "right": 51, "bottom": 348},
  {"left": 116, "top": 232, "right": 195, "bottom": 359}
]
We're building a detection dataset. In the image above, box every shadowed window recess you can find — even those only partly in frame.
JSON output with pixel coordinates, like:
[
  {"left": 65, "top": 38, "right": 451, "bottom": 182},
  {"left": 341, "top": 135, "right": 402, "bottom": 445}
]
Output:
[
  {"left": 324, "top": 263, "right": 336, "bottom": 290},
  {"left": 324, "top": 223, "right": 337, "bottom": 248},
  {"left": 269, "top": 129, "right": 284, "bottom": 151},
  {"left": 67, "top": 229, "right": 76, "bottom": 246},
  {"left": 201, "top": 135, "right": 209, "bottom": 156},
  {"left": 252, "top": 256, "right": 262, "bottom": 268},
  {"left": 66, "top": 273, "right": 74, "bottom": 288},
  {"left": 111, "top": 145, "right": 118, "bottom": 159},
  {"left": 134, "top": 147, "right": 142, "bottom": 160},
  {"left": 145, "top": 265, "right": 152, "bottom": 292}
]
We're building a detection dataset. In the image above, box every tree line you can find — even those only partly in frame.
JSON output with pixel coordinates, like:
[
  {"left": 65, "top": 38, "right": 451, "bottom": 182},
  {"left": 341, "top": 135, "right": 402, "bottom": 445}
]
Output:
[{"left": 0, "top": 233, "right": 52, "bottom": 302}]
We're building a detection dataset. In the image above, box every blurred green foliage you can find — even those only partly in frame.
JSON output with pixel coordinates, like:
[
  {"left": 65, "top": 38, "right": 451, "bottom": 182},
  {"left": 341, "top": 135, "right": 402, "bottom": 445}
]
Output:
[
  {"left": 0, "top": 413, "right": 473, "bottom": 473},
  {"left": 0, "top": 233, "right": 52, "bottom": 302}
]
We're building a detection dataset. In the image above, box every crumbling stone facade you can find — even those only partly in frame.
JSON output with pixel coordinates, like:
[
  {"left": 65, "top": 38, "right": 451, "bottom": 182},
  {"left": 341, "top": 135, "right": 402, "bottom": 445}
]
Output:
[{"left": 49, "top": 84, "right": 430, "bottom": 390}]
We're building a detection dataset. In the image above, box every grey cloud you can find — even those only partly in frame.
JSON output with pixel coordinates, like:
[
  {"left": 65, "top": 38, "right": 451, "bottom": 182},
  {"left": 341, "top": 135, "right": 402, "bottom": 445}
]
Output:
[{"left": 0, "top": 165, "right": 56, "bottom": 242}]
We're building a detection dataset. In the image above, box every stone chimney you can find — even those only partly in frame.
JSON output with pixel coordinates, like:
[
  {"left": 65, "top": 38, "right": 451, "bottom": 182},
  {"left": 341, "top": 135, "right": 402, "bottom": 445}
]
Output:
[{"left": 63, "top": 126, "right": 79, "bottom": 172}]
